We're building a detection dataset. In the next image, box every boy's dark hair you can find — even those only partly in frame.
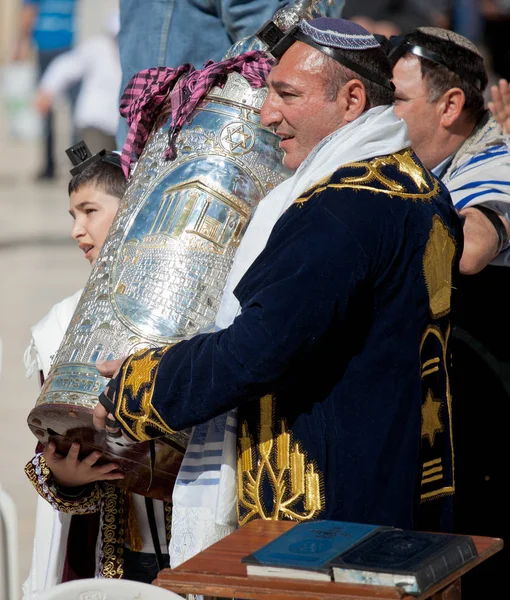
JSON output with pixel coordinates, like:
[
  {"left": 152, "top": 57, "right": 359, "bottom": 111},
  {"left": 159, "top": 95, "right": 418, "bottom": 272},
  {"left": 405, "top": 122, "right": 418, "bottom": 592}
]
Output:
[
  {"left": 400, "top": 28, "right": 488, "bottom": 125},
  {"left": 322, "top": 46, "right": 395, "bottom": 109},
  {"left": 68, "top": 152, "right": 127, "bottom": 199}
]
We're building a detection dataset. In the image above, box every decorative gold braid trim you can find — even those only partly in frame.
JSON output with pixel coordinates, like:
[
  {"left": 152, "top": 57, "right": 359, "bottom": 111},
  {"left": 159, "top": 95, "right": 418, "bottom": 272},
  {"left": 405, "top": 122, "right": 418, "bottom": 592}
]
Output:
[
  {"left": 25, "top": 454, "right": 101, "bottom": 514},
  {"left": 419, "top": 324, "right": 455, "bottom": 503},
  {"left": 421, "top": 486, "right": 455, "bottom": 501},
  {"left": 164, "top": 502, "right": 173, "bottom": 542},
  {"left": 295, "top": 149, "right": 439, "bottom": 205},
  {"left": 237, "top": 394, "right": 325, "bottom": 526},
  {"left": 115, "top": 346, "right": 177, "bottom": 441},
  {"left": 100, "top": 484, "right": 125, "bottom": 578}
]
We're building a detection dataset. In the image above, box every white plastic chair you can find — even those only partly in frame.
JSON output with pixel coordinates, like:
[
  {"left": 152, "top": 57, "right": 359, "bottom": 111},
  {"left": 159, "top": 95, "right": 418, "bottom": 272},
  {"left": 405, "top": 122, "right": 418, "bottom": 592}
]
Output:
[
  {"left": 0, "top": 482, "right": 19, "bottom": 600},
  {"left": 35, "top": 578, "right": 184, "bottom": 600}
]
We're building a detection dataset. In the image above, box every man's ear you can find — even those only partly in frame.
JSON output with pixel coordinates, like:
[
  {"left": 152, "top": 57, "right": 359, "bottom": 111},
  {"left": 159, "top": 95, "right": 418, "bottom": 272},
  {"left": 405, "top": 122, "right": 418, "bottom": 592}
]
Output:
[
  {"left": 439, "top": 88, "right": 466, "bottom": 128},
  {"left": 339, "top": 79, "right": 367, "bottom": 123}
]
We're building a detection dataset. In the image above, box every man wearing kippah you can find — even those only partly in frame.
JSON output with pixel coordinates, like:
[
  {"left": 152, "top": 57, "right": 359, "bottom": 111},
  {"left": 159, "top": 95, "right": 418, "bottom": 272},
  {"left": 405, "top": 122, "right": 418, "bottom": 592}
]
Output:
[
  {"left": 391, "top": 27, "right": 510, "bottom": 598},
  {"left": 94, "top": 18, "right": 462, "bottom": 536}
]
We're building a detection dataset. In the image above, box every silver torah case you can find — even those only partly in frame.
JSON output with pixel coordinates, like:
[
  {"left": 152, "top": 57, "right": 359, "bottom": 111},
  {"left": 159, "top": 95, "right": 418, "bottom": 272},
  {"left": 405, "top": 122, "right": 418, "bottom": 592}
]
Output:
[{"left": 28, "top": 70, "right": 291, "bottom": 501}]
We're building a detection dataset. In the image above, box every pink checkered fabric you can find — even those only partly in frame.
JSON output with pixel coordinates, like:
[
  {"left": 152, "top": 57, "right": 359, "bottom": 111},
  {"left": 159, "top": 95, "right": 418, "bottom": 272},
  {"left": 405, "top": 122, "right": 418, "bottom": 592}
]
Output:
[{"left": 119, "top": 51, "right": 274, "bottom": 178}]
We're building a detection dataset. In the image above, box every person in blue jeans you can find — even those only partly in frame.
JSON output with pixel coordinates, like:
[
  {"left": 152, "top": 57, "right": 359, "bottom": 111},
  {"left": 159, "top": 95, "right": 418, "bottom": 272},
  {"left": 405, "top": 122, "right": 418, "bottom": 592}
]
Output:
[
  {"left": 116, "top": 0, "right": 345, "bottom": 148},
  {"left": 14, "top": 0, "right": 79, "bottom": 180}
]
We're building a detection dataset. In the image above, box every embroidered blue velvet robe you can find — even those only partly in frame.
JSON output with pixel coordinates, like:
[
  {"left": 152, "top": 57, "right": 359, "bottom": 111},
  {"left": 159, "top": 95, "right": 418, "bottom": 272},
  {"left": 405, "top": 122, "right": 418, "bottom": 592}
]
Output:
[{"left": 113, "top": 149, "right": 463, "bottom": 530}]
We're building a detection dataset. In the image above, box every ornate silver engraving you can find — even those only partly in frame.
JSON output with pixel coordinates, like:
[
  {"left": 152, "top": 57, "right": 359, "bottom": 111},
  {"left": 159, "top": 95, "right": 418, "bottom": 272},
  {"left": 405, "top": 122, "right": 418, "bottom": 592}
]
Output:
[{"left": 34, "top": 71, "right": 291, "bottom": 420}]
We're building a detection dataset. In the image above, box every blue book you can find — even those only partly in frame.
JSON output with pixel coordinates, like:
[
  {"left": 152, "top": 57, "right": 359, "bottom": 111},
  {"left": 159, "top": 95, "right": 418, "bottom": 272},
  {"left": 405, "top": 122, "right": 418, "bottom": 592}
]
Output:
[{"left": 241, "top": 520, "right": 388, "bottom": 582}]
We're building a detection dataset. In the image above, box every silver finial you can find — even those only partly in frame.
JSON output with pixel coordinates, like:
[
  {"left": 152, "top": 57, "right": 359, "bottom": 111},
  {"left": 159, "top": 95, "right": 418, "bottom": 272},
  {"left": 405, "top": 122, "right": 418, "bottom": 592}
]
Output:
[{"left": 273, "top": 0, "right": 323, "bottom": 31}]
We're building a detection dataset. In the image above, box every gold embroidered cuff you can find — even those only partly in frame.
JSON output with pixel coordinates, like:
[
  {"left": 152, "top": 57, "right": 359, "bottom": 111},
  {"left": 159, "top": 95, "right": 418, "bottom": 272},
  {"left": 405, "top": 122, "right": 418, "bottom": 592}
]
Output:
[
  {"left": 114, "top": 346, "right": 178, "bottom": 441},
  {"left": 25, "top": 453, "right": 102, "bottom": 514}
]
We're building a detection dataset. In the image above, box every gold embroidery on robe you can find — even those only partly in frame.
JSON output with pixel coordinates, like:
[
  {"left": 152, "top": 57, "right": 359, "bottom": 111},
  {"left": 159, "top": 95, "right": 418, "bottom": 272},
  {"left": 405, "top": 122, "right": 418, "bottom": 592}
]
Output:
[
  {"left": 419, "top": 324, "right": 455, "bottom": 501},
  {"left": 101, "top": 483, "right": 125, "bottom": 578},
  {"left": 295, "top": 149, "right": 439, "bottom": 205},
  {"left": 115, "top": 346, "right": 176, "bottom": 441},
  {"left": 237, "top": 394, "right": 324, "bottom": 525},
  {"left": 423, "top": 215, "right": 456, "bottom": 319},
  {"left": 422, "top": 390, "right": 444, "bottom": 447},
  {"left": 25, "top": 454, "right": 103, "bottom": 513},
  {"left": 418, "top": 210, "right": 457, "bottom": 503}
]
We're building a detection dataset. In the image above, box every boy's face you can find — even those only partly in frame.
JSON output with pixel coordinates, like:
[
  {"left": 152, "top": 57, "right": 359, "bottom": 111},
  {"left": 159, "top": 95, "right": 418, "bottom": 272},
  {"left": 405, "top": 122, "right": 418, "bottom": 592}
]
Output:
[{"left": 69, "top": 184, "right": 120, "bottom": 267}]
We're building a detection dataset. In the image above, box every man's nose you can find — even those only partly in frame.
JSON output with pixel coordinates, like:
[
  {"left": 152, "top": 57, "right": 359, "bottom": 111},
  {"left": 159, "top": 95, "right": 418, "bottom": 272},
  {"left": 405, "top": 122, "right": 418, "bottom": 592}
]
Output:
[{"left": 260, "top": 94, "right": 282, "bottom": 129}]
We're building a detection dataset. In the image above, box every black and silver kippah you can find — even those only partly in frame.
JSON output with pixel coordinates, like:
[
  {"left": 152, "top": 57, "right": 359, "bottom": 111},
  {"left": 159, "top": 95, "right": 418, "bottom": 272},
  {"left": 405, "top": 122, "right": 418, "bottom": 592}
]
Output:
[
  {"left": 66, "top": 141, "right": 122, "bottom": 176},
  {"left": 387, "top": 27, "right": 483, "bottom": 91},
  {"left": 256, "top": 17, "right": 394, "bottom": 91}
]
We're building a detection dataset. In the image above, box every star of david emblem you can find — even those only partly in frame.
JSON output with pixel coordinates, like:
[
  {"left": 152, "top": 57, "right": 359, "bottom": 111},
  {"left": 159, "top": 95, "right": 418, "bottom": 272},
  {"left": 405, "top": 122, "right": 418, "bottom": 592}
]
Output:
[
  {"left": 220, "top": 122, "right": 254, "bottom": 155},
  {"left": 421, "top": 389, "right": 444, "bottom": 447}
]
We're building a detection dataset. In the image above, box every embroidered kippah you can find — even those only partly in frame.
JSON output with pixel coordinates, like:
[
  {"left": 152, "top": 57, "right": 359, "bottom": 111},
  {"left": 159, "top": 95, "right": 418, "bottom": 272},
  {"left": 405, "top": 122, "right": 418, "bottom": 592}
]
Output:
[
  {"left": 300, "top": 18, "right": 381, "bottom": 51},
  {"left": 255, "top": 16, "right": 392, "bottom": 90},
  {"left": 416, "top": 27, "right": 482, "bottom": 58}
]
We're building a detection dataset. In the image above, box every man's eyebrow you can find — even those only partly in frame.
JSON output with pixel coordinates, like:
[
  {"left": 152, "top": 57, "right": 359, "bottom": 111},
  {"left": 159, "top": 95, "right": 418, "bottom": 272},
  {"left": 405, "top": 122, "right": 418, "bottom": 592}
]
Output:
[{"left": 269, "top": 81, "right": 300, "bottom": 94}]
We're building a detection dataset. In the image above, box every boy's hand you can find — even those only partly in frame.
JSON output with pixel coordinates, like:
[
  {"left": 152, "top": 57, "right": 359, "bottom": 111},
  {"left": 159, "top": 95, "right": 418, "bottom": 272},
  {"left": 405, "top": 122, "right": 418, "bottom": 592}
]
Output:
[
  {"left": 43, "top": 442, "right": 125, "bottom": 488},
  {"left": 94, "top": 357, "right": 127, "bottom": 434}
]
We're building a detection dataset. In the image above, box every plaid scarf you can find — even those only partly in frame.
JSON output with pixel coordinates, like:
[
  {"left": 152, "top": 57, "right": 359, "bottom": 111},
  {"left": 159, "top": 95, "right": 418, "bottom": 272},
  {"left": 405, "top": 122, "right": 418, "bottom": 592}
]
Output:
[{"left": 119, "top": 51, "right": 274, "bottom": 178}]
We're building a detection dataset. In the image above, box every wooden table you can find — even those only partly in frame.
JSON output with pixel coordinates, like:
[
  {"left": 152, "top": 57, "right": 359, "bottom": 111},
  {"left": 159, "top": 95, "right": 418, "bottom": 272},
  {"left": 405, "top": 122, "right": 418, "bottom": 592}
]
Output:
[{"left": 155, "top": 520, "right": 503, "bottom": 600}]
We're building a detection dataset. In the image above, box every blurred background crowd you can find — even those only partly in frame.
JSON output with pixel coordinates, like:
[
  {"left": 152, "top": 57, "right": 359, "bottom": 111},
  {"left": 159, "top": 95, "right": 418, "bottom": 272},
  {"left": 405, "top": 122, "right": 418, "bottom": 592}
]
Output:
[{"left": 0, "top": 0, "right": 509, "bottom": 598}]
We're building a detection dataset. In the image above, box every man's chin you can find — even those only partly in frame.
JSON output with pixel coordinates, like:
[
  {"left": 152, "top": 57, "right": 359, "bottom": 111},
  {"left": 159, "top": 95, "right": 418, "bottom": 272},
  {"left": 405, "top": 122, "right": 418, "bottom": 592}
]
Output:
[{"left": 282, "top": 153, "right": 302, "bottom": 171}]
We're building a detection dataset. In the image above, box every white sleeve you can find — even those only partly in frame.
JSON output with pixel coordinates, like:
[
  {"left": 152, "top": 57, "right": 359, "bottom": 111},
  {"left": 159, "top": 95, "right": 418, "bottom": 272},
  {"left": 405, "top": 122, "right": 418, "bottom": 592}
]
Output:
[
  {"left": 39, "top": 43, "right": 91, "bottom": 97},
  {"left": 27, "top": 289, "right": 83, "bottom": 379}
]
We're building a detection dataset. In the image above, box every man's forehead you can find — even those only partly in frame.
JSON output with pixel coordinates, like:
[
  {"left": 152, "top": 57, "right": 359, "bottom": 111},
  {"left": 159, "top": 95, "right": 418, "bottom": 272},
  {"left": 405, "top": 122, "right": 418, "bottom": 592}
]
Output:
[
  {"left": 267, "top": 43, "right": 325, "bottom": 83},
  {"left": 393, "top": 56, "right": 424, "bottom": 87}
]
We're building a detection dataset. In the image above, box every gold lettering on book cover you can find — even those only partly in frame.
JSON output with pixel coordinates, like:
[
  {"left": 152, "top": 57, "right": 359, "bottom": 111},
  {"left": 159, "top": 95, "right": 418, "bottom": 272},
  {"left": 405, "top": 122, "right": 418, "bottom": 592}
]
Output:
[{"left": 237, "top": 394, "right": 324, "bottom": 525}]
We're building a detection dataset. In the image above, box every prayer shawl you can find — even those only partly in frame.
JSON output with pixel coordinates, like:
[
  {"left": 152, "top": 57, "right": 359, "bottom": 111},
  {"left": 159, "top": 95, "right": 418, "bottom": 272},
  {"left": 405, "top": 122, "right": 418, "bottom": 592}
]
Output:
[
  {"left": 169, "top": 105, "right": 411, "bottom": 567},
  {"left": 442, "top": 113, "right": 510, "bottom": 264}
]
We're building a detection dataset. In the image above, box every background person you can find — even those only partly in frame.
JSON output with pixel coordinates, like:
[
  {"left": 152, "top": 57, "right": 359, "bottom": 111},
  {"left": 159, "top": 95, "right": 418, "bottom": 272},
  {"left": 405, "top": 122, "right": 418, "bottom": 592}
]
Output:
[
  {"left": 13, "top": 0, "right": 79, "bottom": 179},
  {"left": 342, "top": 0, "right": 432, "bottom": 37},
  {"left": 390, "top": 27, "right": 510, "bottom": 599},
  {"left": 34, "top": 11, "right": 121, "bottom": 153}
]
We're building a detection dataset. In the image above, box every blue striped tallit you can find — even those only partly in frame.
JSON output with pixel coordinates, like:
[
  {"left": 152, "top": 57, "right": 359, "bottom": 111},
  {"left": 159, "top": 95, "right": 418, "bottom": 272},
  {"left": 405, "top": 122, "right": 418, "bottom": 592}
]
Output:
[{"left": 442, "top": 115, "right": 510, "bottom": 263}]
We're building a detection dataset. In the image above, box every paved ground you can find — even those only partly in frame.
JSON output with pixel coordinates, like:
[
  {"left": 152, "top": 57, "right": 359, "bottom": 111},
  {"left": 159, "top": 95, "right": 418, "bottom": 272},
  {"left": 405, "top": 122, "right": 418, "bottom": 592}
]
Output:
[{"left": 0, "top": 102, "right": 90, "bottom": 597}]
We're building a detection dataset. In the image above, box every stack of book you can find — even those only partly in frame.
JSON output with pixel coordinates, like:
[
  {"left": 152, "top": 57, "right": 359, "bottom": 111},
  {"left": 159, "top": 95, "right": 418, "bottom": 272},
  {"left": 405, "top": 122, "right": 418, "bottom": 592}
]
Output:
[{"left": 242, "top": 520, "right": 478, "bottom": 595}]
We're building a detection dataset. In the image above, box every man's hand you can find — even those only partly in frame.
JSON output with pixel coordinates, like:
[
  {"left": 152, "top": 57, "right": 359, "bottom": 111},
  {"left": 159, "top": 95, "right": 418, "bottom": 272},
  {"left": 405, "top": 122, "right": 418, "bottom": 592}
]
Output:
[
  {"left": 93, "top": 357, "right": 127, "bottom": 433},
  {"left": 488, "top": 79, "right": 510, "bottom": 135},
  {"left": 97, "top": 357, "right": 126, "bottom": 379},
  {"left": 43, "top": 442, "right": 124, "bottom": 488}
]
